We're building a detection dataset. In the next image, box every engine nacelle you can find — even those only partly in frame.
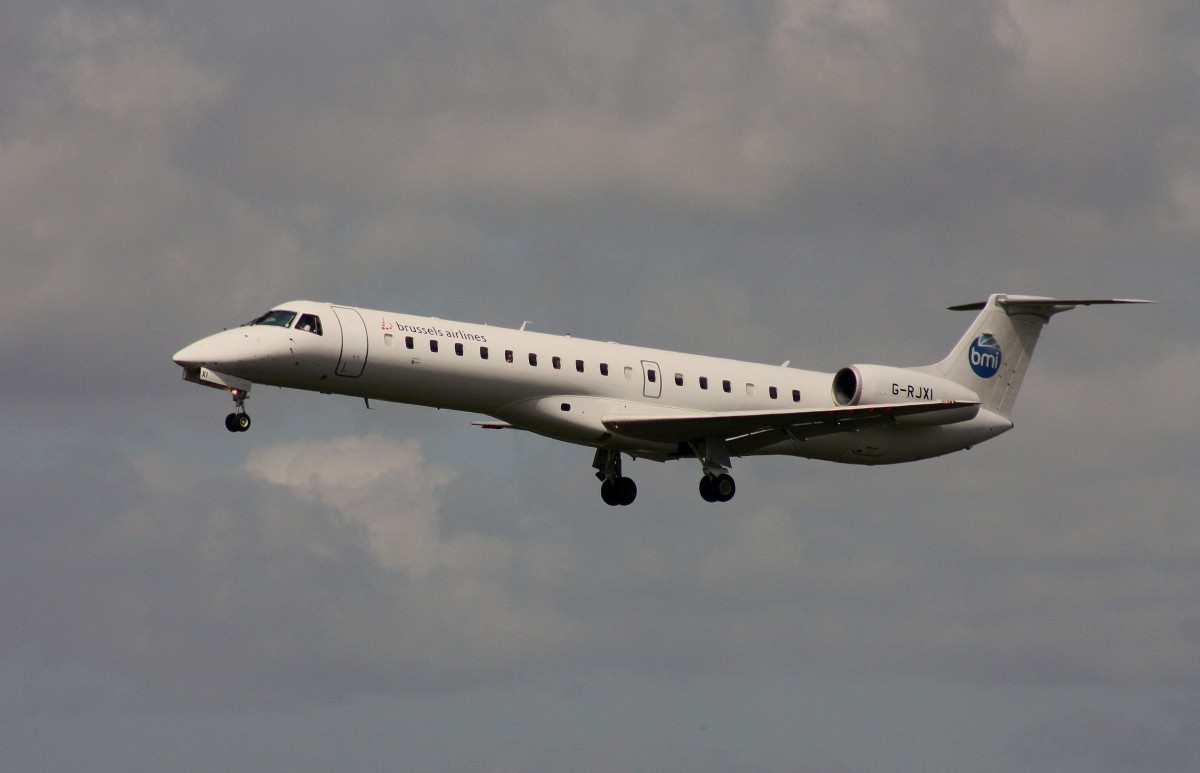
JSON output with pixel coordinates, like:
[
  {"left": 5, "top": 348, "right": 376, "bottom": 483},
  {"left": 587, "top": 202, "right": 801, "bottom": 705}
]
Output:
[{"left": 832, "top": 364, "right": 980, "bottom": 425}]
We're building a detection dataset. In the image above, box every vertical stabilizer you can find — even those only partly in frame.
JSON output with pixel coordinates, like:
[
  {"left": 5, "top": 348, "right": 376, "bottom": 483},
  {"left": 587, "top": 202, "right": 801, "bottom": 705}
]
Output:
[{"left": 920, "top": 294, "right": 1151, "bottom": 419}]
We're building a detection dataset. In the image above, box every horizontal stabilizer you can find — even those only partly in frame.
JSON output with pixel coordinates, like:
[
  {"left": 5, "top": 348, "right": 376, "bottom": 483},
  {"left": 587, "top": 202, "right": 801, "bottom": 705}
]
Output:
[
  {"left": 948, "top": 297, "right": 1153, "bottom": 311},
  {"left": 602, "top": 400, "right": 979, "bottom": 444}
]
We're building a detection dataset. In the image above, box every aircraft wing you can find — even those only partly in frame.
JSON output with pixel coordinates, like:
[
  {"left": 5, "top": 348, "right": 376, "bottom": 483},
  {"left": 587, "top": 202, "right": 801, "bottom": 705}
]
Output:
[
  {"left": 601, "top": 400, "right": 979, "bottom": 449},
  {"left": 472, "top": 420, "right": 517, "bottom": 430}
]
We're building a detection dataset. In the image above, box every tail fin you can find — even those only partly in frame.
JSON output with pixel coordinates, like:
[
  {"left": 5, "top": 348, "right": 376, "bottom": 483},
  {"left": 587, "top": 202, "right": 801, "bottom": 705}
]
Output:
[{"left": 919, "top": 294, "right": 1151, "bottom": 419}]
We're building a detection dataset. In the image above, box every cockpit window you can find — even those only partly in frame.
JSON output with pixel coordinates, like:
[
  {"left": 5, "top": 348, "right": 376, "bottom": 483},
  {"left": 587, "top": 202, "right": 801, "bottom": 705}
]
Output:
[
  {"left": 296, "top": 314, "right": 322, "bottom": 335},
  {"left": 245, "top": 310, "right": 297, "bottom": 328}
]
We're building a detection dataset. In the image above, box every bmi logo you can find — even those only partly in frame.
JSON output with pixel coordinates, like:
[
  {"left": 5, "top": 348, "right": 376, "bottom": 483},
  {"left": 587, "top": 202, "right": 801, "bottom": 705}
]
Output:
[{"left": 969, "top": 334, "right": 1002, "bottom": 378}]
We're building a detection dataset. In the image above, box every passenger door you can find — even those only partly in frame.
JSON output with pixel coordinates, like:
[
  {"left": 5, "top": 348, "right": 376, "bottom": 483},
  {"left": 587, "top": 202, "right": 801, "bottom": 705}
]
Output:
[
  {"left": 641, "top": 360, "right": 662, "bottom": 399},
  {"left": 332, "top": 306, "right": 368, "bottom": 377}
]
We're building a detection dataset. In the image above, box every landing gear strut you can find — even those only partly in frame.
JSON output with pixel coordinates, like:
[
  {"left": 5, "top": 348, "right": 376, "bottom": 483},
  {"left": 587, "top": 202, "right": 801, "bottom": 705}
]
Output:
[
  {"left": 224, "top": 389, "right": 251, "bottom": 433},
  {"left": 593, "top": 449, "right": 637, "bottom": 506}
]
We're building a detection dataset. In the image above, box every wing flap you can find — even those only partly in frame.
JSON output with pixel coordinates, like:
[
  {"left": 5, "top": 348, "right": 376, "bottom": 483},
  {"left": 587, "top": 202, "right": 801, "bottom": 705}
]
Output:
[{"left": 601, "top": 401, "right": 979, "bottom": 444}]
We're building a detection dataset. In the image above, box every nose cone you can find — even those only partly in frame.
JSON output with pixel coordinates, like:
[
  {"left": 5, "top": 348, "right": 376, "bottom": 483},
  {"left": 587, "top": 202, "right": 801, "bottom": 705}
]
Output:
[
  {"left": 173, "top": 341, "right": 203, "bottom": 368},
  {"left": 173, "top": 329, "right": 259, "bottom": 371},
  {"left": 173, "top": 335, "right": 224, "bottom": 368}
]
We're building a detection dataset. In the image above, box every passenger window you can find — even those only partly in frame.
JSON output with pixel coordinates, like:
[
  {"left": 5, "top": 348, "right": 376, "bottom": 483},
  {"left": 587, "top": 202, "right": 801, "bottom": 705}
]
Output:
[
  {"left": 746, "top": 383, "right": 755, "bottom": 396},
  {"left": 405, "top": 336, "right": 414, "bottom": 349},
  {"left": 454, "top": 343, "right": 464, "bottom": 356},
  {"left": 600, "top": 363, "right": 609, "bottom": 376},
  {"left": 647, "top": 369, "right": 657, "bottom": 383},
  {"left": 384, "top": 334, "right": 394, "bottom": 346},
  {"left": 769, "top": 386, "right": 778, "bottom": 400},
  {"left": 792, "top": 389, "right": 801, "bottom": 403},
  {"left": 624, "top": 366, "right": 633, "bottom": 380},
  {"left": 505, "top": 350, "right": 514, "bottom": 363},
  {"left": 480, "top": 346, "right": 489, "bottom": 360},
  {"left": 675, "top": 373, "right": 684, "bottom": 386},
  {"left": 529, "top": 353, "right": 538, "bottom": 366},
  {"left": 576, "top": 360, "right": 585, "bottom": 373},
  {"left": 296, "top": 314, "right": 323, "bottom": 335},
  {"left": 430, "top": 340, "right": 439, "bottom": 353},
  {"left": 552, "top": 356, "right": 561, "bottom": 370},
  {"left": 722, "top": 380, "right": 731, "bottom": 393},
  {"left": 699, "top": 376, "right": 708, "bottom": 390}
]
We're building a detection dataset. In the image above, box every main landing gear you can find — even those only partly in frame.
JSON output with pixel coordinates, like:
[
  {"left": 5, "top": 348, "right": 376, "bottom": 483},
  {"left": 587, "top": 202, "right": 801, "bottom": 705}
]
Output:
[
  {"left": 691, "top": 437, "right": 736, "bottom": 503},
  {"left": 594, "top": 449, "right": 637, "bottom": 506},
  {"left": 699, "top": 473, "right": 736, "bottom": 503},
  {"left": 592, "top": 443, "right": 739, "bottom": 505},
  {"left": 224, "top": 389, "right": 251, "bottom": 433}
]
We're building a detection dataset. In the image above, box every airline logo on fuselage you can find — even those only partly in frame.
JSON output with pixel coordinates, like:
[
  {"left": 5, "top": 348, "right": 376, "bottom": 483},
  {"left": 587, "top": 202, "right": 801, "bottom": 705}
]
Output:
[{"left": 968, "top": 334, "right": 1002, "bottom": 378}]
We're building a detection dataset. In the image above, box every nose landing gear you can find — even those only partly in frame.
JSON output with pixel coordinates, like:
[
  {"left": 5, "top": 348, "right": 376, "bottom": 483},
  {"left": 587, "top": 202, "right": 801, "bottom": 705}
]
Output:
[{"left": 224, "top": 389, "right": 251, "bottom": 432}]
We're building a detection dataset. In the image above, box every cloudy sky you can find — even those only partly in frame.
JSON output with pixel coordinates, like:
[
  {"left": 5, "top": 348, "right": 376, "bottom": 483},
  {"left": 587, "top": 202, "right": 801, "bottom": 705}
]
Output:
[{"left": 2, "top": 1, "right": 1198, "bottom": 770}]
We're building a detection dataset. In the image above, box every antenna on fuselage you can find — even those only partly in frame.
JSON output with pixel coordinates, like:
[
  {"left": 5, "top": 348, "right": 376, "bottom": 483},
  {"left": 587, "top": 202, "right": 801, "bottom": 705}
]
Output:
[{"left": 519, "top": 321, "right": 531, "bottom": 331}]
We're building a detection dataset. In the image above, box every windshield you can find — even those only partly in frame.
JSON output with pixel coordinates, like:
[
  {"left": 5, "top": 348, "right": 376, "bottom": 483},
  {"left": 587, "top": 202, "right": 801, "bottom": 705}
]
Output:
[{"left": 245, "top": 309, "right": 297, "bottom": 328}]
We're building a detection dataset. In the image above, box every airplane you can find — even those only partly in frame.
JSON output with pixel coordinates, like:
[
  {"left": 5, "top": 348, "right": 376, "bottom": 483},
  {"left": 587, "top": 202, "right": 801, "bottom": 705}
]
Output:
[{"left": 172, "top": 294, "right": 1149, "bottom": 505}]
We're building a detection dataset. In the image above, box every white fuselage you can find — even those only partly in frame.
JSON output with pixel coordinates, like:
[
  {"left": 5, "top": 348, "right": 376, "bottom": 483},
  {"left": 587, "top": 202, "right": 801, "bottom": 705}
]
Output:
[{"left": 173, "top": 300, "right": 1011, "bottom": 466}]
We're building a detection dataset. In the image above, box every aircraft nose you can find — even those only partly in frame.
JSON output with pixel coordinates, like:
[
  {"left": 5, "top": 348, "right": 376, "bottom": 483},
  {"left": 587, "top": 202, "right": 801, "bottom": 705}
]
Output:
[
  {"left": 172, "top": 340, "right": 208, "bottom": 368},
  {"left": 172, "top": 330, "right": 245, "bottom": 369}
]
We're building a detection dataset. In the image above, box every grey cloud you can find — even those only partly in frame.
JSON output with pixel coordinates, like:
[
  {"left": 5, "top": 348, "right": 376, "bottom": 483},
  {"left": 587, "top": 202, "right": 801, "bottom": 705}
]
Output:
[
  {"left": 5, "top": 421, "right": 1197, "bottom": 718},
  {"left": 3, "top": 1, "right": 1194, "bottom": 343},
  {"left": 0, "top": 450, "right": 380, "bottom": 710},
  {"left": 1011, "top": 708, "right": 1200, "bottom": 773}
]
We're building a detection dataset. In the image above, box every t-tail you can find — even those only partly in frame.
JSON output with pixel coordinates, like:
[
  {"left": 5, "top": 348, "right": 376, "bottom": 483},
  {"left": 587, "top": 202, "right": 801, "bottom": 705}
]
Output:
[{"left": 918, "top": 294, "right": 1152, "bottom": 419}]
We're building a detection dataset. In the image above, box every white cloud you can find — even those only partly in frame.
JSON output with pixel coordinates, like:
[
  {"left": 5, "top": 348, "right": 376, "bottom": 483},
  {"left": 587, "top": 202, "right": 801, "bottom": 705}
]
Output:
[{"left": 243, "top": 434, "right": 458, "bottom": 574}]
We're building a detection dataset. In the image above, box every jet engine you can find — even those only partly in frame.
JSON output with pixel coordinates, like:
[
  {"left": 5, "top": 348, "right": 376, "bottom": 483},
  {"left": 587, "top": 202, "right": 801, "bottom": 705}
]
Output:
[{"left": 832, "top": 364, "right": 980, "bottom": 425}]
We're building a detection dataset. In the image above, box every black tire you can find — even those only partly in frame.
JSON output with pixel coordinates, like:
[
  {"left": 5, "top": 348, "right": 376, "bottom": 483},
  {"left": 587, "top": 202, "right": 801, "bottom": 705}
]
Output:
[
  {"left": 225, "top": 413, "right": 241, "bottom": 432},
  {"left": 714, "top": 473, "right": 735, "bottom": 502},
  {"left": 616, "top": 477, "right": 637, "bottom": 506},
  {"left": 699, "top": 476, "right": 718, "bottom": 502},
  {"left": 600, "top": 479, "right": 620, "bottom": 506},
  {"left": 235, "top": 413, "right": 252, "bottom": 432}
]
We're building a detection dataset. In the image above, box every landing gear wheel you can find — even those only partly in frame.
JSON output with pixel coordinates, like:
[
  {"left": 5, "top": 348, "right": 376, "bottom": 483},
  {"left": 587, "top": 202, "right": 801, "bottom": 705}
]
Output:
[
  {"left": 615, "top": 476, "right": 637, "bottom": 506},
  {"left": 699, "top": 474, "right": 736, "bottom": 503},
  {"left": 224, "top": 388, "right": 251, "bottom": 432},
  {"left": 714, "top": 473, "right": 735, "bottom": 502},
  {"left": 601, "top": 477, "right": 637, "bottom": 506},
  {"left": 225, "top": 412, "right": 251, "bottom": 432}
]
